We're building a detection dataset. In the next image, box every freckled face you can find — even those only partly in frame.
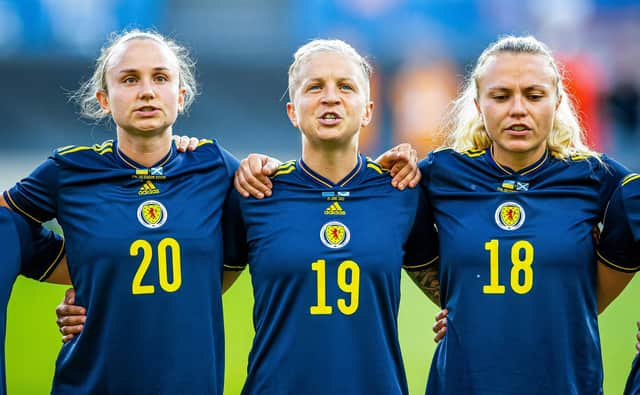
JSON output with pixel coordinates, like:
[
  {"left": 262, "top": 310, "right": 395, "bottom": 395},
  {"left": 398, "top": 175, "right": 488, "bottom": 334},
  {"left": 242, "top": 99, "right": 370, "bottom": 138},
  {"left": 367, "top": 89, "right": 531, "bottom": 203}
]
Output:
[
  {"left": 475, "top": 53, "right": 560, "bottom": 167},
  {"left": 97, "top": 39, "right": 185, "bottom": 137},
  {"left": 287, "top": 51, "right": 373, "bottom": 148}
]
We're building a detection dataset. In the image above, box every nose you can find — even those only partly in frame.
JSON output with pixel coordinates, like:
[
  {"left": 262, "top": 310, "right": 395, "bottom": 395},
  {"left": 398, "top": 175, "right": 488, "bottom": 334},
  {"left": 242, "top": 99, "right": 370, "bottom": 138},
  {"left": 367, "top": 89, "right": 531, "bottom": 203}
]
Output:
[
  {"left": 321, "top": 84, "right": 340, "bottom": 105},
  {"left": 509, "top": 95, "right": 526, "bottom": 117},
  {"left": 138, "top": 78, "right": 156, "bottom": 100}
]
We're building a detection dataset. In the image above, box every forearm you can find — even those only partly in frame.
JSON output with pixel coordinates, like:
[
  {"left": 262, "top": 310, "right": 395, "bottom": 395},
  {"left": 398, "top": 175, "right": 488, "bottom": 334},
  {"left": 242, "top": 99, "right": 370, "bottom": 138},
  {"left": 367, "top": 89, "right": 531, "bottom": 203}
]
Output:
[{"left": 406, "top": 266, "right": 441, "bottom": 307}]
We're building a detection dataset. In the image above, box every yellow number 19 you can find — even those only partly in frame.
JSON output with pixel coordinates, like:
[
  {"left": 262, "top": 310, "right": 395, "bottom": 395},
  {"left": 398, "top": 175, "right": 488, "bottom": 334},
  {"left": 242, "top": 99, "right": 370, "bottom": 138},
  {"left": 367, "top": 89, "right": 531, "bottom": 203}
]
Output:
[{"left": 310, "top": 259, "right": 360, "bottom": 315}]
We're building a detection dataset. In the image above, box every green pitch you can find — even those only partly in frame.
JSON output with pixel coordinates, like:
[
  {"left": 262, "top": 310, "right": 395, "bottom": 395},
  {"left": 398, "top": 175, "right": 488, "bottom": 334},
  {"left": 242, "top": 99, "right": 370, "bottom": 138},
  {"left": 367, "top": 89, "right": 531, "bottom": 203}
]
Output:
[{"left": 5, "top": 271, "right": 636, "bottom": 394}]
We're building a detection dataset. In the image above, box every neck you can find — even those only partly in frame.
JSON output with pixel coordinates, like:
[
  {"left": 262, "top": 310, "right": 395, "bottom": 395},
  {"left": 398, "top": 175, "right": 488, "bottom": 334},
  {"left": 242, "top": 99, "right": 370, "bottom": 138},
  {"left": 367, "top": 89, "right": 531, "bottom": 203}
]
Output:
[
  {"left": 492, "top": 145, "right": 546, "bottom": 172},
  {"left": 116, "top": 127, "right": 173, "bottom": 168},
  {"left": 301, "top": 138, "right": 359, "bottom": 184}
]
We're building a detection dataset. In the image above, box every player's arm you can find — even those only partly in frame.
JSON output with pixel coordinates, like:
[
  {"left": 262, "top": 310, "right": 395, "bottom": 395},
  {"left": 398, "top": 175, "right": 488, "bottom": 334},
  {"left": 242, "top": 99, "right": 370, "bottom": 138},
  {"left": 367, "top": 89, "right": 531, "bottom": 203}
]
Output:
[
  {"left": 56, "top": 269, "right": 244, "bottom": 344},
  {"left": 404, "top": 266, "right": 440, "bottom": 307},
  {"left": 3, "top": 192, "right": 72, "bottom": 284},
  {"left": 234, "top": 143, "right": 420, "bottom": 199},
  {"left": 222, "top": 270, "right": 243, "bottom": 293},
  {"left": 596, "top": 178, "right": 640, "bottom": 313},
  {"left": 597, "top": 263, "right": 635, "bottom": 314}
]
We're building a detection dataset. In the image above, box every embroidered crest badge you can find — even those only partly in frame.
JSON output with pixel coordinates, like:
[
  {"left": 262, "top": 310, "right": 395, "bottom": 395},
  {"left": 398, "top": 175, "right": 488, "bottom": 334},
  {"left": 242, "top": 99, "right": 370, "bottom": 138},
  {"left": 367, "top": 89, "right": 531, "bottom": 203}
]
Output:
[
  {"left": 137, "top": 200, "right": 168, "bottom": 229},
  {"left": 495, "top": 201, "right": 525, "bottom": 231},
  {"left": 320, "top": 221, "right": 350, "bottom": 249}
]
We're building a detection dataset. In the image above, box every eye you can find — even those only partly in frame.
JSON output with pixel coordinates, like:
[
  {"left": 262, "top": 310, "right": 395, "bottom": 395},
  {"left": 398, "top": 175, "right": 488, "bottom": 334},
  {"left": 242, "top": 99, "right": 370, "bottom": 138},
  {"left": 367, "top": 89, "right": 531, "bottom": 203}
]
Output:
[
  {"left": 340, "top": 83, "right": 354, "bottom": 91},
  {"left": 491, "top": 94, "right": 508, "bottom": 101},
  {"left": 155, "top": 74, "right": 169, "bottom": 83},
  {"left": 122, "top": 76, "right": 138, "bottom": 84},
  {"left": 307, "top": 84, "right": 322, "bottom": 92},
  {"left": 528, "top": 93, "right": 544, "bottom": 101}
]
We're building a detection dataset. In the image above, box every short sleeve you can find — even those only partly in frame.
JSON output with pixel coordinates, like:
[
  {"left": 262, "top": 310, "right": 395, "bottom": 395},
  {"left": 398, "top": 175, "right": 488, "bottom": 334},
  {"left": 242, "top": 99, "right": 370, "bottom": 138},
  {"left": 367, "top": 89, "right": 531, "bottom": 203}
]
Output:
[
  {"left": 598, "top": 175, "right": 640, "bottom": 272},
  {"left": 222, "top": 190, "right": 248, "bottom": 271},
  {"left": 4, "top": 157, "right": 59, "bottom": 223},
  {"left": 12, "top": 211, "right": 65, "bottom": 280},
  {"left": 403, "top": 188, "right": 439, "bottom": 271}
]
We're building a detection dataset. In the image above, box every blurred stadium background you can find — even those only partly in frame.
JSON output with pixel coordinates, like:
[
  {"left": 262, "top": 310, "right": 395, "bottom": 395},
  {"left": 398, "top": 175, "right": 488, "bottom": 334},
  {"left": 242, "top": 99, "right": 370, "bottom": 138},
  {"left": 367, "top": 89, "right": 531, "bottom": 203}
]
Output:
[{"left": 0, "top": 0, "right": 639, "bottom": 393}]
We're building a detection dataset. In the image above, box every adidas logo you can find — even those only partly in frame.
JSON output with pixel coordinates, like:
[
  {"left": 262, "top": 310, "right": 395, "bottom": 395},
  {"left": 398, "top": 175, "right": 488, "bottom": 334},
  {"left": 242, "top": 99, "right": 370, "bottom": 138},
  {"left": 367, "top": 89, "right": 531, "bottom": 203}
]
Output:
[
  {"left": 324, "top": 202, "right": 346, "bottom": 216},
  {"left": 138, "top": 181, "right": 160, "bottom": 196}
]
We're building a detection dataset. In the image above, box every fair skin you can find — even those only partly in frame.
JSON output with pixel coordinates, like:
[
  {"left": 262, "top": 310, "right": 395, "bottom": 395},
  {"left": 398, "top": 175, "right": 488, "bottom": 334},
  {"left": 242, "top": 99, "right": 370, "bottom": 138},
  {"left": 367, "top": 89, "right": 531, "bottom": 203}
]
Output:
[
  {"left": 96, "top": 38, "right": 186, "bottom": 167},
  {"left": 287, "top": 51, "right": 373, "bottom": 183},
  {"left": 474, "top": 52, "right": 561, "bottom": 171}
]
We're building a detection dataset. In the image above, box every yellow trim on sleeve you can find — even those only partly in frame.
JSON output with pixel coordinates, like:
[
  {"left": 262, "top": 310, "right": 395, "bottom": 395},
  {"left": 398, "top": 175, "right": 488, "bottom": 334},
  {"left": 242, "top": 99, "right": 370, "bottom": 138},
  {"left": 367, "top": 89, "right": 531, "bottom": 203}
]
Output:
[
  {"left": 5, "top": 191, "right": 44, "bottom": 224},
  {"left": 38, "top": 238, "right": 66, "bottom": 281},
  {"left": 597, "top": 250, "right": 640, "bottom": 273},
  {"left": 403, "top": 255, "right": 439, "bottom": 270}
]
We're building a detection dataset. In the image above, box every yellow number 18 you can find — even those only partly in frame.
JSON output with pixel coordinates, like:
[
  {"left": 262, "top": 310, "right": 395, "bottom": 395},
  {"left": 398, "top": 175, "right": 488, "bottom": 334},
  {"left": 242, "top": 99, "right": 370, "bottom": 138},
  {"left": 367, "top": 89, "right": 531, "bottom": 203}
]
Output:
[{"left": 482, "top": 239, "right": 534, "bottom": 295}]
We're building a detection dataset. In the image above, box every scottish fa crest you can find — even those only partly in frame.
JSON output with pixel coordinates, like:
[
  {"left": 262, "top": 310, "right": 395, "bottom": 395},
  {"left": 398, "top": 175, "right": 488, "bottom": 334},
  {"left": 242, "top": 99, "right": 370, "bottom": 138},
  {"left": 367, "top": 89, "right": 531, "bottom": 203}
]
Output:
[
  {"left": 495, "top": 201, "right": 525, "bottom": 231},
  {"left": 320, "top": 221, "right": 350, "bottom": 249},
  {"left": 137, "top": 200, "right": 168, "bottom": 229}
]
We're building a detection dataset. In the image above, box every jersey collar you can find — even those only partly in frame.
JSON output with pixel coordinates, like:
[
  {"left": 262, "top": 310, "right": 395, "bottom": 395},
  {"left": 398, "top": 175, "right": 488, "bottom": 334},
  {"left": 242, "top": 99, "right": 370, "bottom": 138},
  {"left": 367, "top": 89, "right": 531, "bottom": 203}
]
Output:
[
  {"left": 486, "top": 146, "right": 550, "bottom": 176},
  {"left": 115, "top": 140, "right": 176, "bottom": 170},
  {"left": 298, "top": 154, "right": 364, "bottom": 188}
]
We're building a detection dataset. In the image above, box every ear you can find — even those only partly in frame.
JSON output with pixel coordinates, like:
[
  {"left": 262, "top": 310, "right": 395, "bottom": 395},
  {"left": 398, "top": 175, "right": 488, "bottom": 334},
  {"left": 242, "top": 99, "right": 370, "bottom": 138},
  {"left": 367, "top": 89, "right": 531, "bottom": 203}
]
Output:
[
  {"left": 96, "top": 90, "right": 110, "bottom": 114},
  {"left": 177, "top": 87, "right": 187, "bottom": 113},
  {"left": 474, "top": 97, "right": 481, "bottom": 116},
  {"left": 361, "top": 101, "right": 374, "bottom": 128},
  {"left": 286, "top": 102, "right": 299, "bottom": 128}
]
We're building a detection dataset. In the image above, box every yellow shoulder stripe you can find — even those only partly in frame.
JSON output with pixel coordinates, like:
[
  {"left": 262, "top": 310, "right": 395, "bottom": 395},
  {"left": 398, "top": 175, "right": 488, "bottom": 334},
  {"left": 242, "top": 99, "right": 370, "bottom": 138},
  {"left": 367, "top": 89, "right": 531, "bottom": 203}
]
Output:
[
  {"left": 622, "top": 173, "right": 640, "bottom": 187},
  {"left": 272, "top": 161, "right": 296, "bottom": 178},
  {"left": 197, "top": 139, "right": 214, "bottom": 147},
  {"left": 461, "top": 149, "right": 486, "bottom": 158},
  {"left": 58, "top": 140, "right": 113, "bottom": 156}
]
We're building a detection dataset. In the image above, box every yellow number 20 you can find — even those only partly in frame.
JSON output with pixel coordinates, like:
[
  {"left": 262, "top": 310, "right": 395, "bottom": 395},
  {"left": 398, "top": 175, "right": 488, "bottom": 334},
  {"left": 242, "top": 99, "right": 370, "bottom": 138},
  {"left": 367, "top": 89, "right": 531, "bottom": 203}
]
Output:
[
  {"left": 310, "top": 259, "right": 360, "bottom": 315},
  {"left": 482, "top": 239, "right": 534, "bottom": 295},
  {"left": 130, "top": 237, "right": 182, "bottom": 295}
]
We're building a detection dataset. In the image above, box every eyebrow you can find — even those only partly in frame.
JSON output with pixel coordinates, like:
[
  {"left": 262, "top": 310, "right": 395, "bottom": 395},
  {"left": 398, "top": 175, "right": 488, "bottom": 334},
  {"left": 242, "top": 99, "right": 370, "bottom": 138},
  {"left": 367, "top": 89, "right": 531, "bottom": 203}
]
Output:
[
  {"left": 486, "top": 84, "right": 550, "bottom": 91},
  {"left": 118, "top": 67, "right": 171, "bottom": 74}
]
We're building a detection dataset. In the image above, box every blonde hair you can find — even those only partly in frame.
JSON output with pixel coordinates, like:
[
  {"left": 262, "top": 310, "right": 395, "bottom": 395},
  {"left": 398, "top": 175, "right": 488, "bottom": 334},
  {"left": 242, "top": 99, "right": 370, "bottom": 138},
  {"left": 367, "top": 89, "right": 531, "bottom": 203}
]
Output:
[
  {"left": 444, "top": 35, "right": 599, "bottom": 160},
  {"left": 287, "top": 39, "right": 372, "bottom": 102},
  {"left": 72, "top": 29, "right": 198, "bottom": 120}
]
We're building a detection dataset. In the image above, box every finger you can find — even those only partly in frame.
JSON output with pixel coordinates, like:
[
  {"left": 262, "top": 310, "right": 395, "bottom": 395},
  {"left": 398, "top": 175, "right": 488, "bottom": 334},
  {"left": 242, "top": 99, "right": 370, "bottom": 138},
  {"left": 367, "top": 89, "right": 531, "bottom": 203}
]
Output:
[
  {"left": 435, "top": 308, "right": 449, "bottom": 321},
  {"left": 636, "top": 320, "right": 640, "bottom": 330},
  {"left": 187, "top": 137, "right": 199, "bottom": 151},
  {"left": 234, "top": 170, "right": 263, "bottom": 199},
  {"left": 57, "top": 314, "right": 87, "bottom": 327},
  {"left": 390, "top": 158, "right": 415, "bottom": 190},
  {"left": 233, "top": 171, "right": 251, "bottom": 198},
  {"left": 434, "top": 326, "right": 447, "bottom": 343},
  {"left": 60, "top": 324, "right": 84, "bottom": 336},
  {"left": 408, "top": 168, "right": 422, "bottom": 188},
  {"left": 64, "top": 287, "right": 76, "bottom": 305},
  {"left": 56, "top": 304, "right": 86, "bottom": 317},
  {"left": 62, "top": 334, "right": 75, "bottom": 344},
  {"left": 180, "top": 136, "right": 191, "bottom": 152}
]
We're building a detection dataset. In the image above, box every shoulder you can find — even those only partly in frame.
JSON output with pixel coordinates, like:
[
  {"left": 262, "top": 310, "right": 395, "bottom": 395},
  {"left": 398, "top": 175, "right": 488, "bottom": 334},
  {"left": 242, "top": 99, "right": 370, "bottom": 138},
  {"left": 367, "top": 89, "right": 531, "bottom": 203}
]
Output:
[
  {"left": 55, "top": 140, "right": 114, "bottom": 160},
  {"left": 271, "top": 160, "right": 297, "bottom": 180}
]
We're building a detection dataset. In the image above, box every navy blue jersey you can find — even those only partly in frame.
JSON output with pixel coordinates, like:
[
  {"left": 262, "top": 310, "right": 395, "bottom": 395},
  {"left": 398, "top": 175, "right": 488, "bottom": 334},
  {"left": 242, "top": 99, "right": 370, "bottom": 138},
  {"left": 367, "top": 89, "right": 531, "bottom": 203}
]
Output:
[
  {"left": 598, "top": 173, "right": 640, "bottom": 272},
  {"left": 235, "top": 155, "right": 438, "bottom": 395},
  {"left": 419, "top": 148, "right": 628, "bottom": 395},
  {"left": 597, "top": 174, "right": 640, "bottom": 395},
  {"left": 625, "top": 355, "right": 640, "bottom": 395},
  {"left": 4, "top": 139, "right": 243, "bottom": 395},
  {"left": 0, "top": 208, "right": 64, "bottom": 395}
]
